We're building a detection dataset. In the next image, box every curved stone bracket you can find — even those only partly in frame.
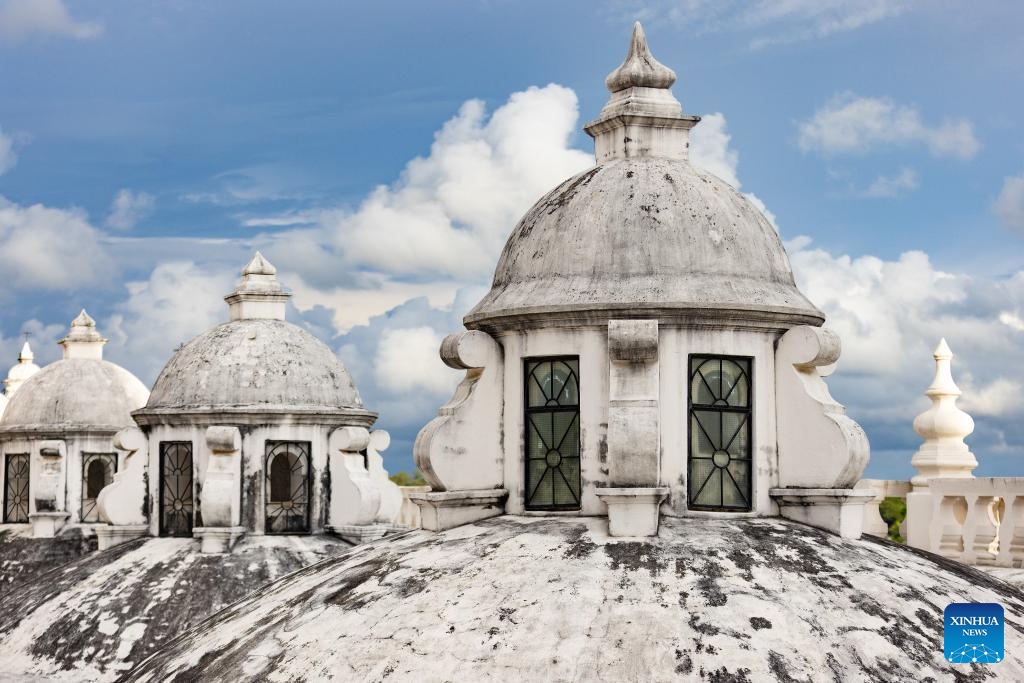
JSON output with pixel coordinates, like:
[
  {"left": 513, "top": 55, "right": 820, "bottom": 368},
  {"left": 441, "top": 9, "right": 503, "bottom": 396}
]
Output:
[
  {"left": 414, "top": 330, "right": 503, "bottom": 492},
  {"left": 366, "top": 430, "right": 404, "bottom": 524},
  {"left": 199, "top": 426, "right": 242, "bottom": 528},
  {"left": 776, "top": 326, "right": 869, "bottom": 489},
  {"left": 329, "top": 426, "right": 381, "bottom": 528},
  {"left": 98, "top": 428, "right": 148, "bottom": 527}
]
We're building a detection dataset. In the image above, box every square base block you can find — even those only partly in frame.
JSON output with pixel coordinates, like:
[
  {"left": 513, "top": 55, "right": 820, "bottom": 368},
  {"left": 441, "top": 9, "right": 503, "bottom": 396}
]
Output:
[
  {"left": 770, "top": 488, "right": 876, "bottom": 539},
  {"left": 29, "top": 512, "right": 70, "bottom": 539},
  {"left": 95, "top": 524, "right": 150, "bottom": 550},
  {"left": 328, "top": 524, "right": 391, "bottom": 544},
  {"left": 193, "top": 526, "right": 246, "bottom": 554},
  {"left": 407, "top": 489, "right": 508, "bottom": 531},
  {"left": 595, "top": 487, "right": 670, "bottom": 537}
]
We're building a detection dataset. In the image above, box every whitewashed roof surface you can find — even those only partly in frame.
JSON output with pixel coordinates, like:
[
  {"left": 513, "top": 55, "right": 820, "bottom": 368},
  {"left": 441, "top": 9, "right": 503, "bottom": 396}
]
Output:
[
  {"left": 0, "top": 533, "right": 354, "bottom": 681},
  {"left": 127, "top": 516, "right": 1024, "bottom": 682}
]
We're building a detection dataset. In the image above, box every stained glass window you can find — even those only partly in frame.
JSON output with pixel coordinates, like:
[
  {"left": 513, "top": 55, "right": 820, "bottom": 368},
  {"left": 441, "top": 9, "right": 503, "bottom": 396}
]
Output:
[
  {"left": 81, "top": 453, "right": 117, "bottom": 522},
  {"left": 265, "top": 441, "right": 311, "bottom": 533},
  {"left": 3, "top": 453, "right": 29, "bottom": 523},
  {"left": 524, "top": 357, "right": 581, "bottom": 510},
  {"left": 688, "top": 355, "right": 752, "bottom": 511},
  {"left": 159, "top": 442, "right": 194, "bottom": 537}
]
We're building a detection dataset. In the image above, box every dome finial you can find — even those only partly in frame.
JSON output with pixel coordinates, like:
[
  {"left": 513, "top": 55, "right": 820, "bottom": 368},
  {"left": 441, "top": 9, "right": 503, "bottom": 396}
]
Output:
[
  {"left": 243, "top": 251, "right": 277, "bottom": 277},
  {"left": 605, "top": 22, "right": 676, "bottom": 93},
  {"left": 225, "top": 252, "right": 291, "bottom": 321},
  {"left": 60, "top": 308, "right": 107, "bottom": 360},
  {"left": 19, "top": 341, "right": 33, "bottom": 363}
]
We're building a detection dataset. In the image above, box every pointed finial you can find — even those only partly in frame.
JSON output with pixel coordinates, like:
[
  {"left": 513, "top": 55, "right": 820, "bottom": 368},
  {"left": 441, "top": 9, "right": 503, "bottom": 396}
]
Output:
[
  {"left": 243, "top": 251, "right": 277, "bottom": 276},
  {"left": 605, "top": 22, "right": 677, "bottom": 93},
  {"left": 910, "top": 338, "right": 976, "bottom": 486},
  {"left": 19, "top": 341, "right": 33, "bottom": 362},
  {"left": 60, "top": 308, "right": 107, "bottom": 360}
]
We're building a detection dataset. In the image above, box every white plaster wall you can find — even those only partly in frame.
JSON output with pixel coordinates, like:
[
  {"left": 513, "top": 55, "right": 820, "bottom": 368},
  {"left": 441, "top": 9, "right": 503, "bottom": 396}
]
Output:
[{"left": 495, "top": 324, "right": 781, "bottom": 518}]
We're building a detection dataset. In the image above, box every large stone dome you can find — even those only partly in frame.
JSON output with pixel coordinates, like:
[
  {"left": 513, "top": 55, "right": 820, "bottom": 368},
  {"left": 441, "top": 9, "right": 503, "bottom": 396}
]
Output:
[
  {"left": 466, "top": 158, "right": 823, "bottom": 329},
  {"left": 143, "top": 318, "right": 365, "bottom": 414},
  {"left": 465, "top": 23, "right": 822, "bottom": 332},
  {"left": 124, "top": 516, "right": 1024, "bottom": 681},
  {"left": 0, "top": 360, "right": 148, "bottom": 433}
]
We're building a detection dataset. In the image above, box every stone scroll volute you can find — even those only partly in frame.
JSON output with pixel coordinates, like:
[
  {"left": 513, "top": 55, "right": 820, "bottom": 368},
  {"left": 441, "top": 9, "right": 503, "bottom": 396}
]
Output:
[{"left": 413, "top": 330, "right": 503, "bottom": 492}]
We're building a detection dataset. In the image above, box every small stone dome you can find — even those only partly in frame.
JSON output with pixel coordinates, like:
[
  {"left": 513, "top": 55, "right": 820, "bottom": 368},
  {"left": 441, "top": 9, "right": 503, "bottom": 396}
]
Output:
[
  {"left": 141, "top": 252, "right": 367, "bottom": 416},
  {"left": 0, "top": 360, "right": 148, "bottom": 432},
  {"left": 144, "top": 318, "right": 364, "bottom": 413},
  {"left": 465, "top": 23, "right": 822, "bottom": 331},
  {"left": 0, "top": 312, "right": 148, "bottom": 432}
]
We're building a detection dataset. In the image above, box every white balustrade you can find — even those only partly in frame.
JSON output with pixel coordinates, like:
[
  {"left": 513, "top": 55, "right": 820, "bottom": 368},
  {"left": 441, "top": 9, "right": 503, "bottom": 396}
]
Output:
[{"left": 927, "top": 478, "right": 1024, "bottom": 567}]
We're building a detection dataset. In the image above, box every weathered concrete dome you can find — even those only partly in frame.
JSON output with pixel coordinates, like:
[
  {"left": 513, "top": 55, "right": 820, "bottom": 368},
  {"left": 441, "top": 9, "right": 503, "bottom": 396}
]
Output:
[
  {"left": 465, "top": 24, "right": 822, "bottom": 331},
  {"left": 0, "top": 359, "right": 148, "bottom": 432},
  {"left": 125, "top": 516, "right": 1024, "bottom": 681},
  {"left": 144, "top": 318, "right": 364, "bottom": 413},
  {"left": 466, "top": 158, "right": 823, "bottom": 329}
]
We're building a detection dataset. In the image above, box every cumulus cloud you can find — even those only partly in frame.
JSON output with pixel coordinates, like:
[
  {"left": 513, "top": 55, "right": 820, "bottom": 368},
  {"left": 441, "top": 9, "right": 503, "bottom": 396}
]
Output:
[
  {"left": 994, "top": 173, "right": 1024, "bottom": 236},
  {"left": 607, "top": 0, "right": 912, "bottom": 48},
  {"left": 0, "top": 0, "right": 102, "bottom": 44},
  {"left": 0, "top": 319, "right": 65, "bottom": 368},
  {"left": 0, "top": 125, "right": 16, "bottom": 175},
  {"left": 104, "top": 261, "right": 234, "bottom": 384},
  {"left": 375, "top": 327, "right": 460, "bottom": 396},
  {"left": 690, "top": 112, "right": 777, "bottom": 228},
  {"left": 105, "top": 189, "right": 155, "bottom": 230},
  {"left": 860, "top": 167, "right": 919, "bottom": 198},
  {"left": 797, "top": 93, "right": 980, "bottom": 159},
  {"left": 0, "top": 195, "right": 111, "bottom": 290}
]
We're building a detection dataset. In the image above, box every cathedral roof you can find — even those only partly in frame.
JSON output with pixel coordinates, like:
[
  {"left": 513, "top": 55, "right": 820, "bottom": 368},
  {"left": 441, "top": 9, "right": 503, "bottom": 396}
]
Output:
[
  {"left": 465, "top": 24, "right": 822, "bottom": 331},
  {"left": 125, "top": 516, "right": 1024, "bottom": 681},
  {"left": 138, "top": 254, "right": 371, "bottom": 421}
]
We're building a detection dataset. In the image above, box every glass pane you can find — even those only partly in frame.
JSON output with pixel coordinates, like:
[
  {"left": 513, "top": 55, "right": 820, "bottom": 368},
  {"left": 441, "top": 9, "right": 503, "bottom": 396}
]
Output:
[
  {"left": 527, "top": 359, "right": 580, "bottom": 408},
  {"left": 690, "top": 359, "right": 718, "bottom": 405},
  {"left": 691, "top": 411, "right": 720, "bottom": 456},
  {"left": 265, "top": 442, "right": 310, "bottom": 533},
  {"left": 720, "top": 359, "right": 750, "bottom": 407}
]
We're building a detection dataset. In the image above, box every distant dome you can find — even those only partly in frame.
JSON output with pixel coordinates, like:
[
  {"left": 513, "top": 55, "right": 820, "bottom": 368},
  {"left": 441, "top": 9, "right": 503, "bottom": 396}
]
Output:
[
  {"left": 4, "top": 342, "right": 40, "bottom": 393},
  {"left": 466, "top": 158, "right": 822, "bottom": 329},
  {"left": 0, "top": 359, "right": 148, "bottom": 432},
  {"left": 143, "top": 318, "right": 366, "bottom": 414},
  {"left": 125, "top": 516, "right": 1024, "bottom": 681}
]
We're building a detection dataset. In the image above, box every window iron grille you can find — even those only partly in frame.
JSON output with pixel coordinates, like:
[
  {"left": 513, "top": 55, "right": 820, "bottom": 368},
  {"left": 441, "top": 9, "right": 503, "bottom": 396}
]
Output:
[
  {"left": 159, "top": 442, "right": 194, "bottom": 537},
  {"left": 3, "top": 453, "right": 29, "bottom": 523},
  {"left": 524, "top": 357, "right": 581, "bottom": 511},
  {"left": 687, "top": 355, "right": 753, "bottom": 511},
  {"left": 81, "top": 452, "right": 117, "bottom": 523},
  {"left": 265, "top": 441, "right": 311, "bottom": 534}
]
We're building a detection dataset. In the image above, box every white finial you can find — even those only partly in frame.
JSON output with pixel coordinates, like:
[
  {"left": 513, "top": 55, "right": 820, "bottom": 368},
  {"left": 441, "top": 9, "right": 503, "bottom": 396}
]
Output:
[
  {"left": 5, "top": 340, "right": 41, "bottom": 396},
  {"left": 910, "top": 339, "right": 977, "bottom": 487},
  {"left": 605, "top": 22, "right": 677, "bottom": 93},
  {"left": 59, "top": 309, "right": 107, "bottom": 360},
  {"left": 584, "top": 22, "right": 698, "bottom": 162},
  {"left": 224, "top": 252, "right": 291, "bottom": 321}
]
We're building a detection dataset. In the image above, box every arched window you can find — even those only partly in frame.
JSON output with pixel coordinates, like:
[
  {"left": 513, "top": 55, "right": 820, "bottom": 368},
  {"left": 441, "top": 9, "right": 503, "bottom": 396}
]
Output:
[
  {"left": 688, "top": 355, "right": 752, "bottom": 511},
  {"left": 159, "top": 442, "right": 193, "bottom": 537},
  {"left": 3, "top": 453, "right": 29, "bottom": 523},
  {"left": 524, "top": 357, "right": 581, "bottom": 511},
  {"left": 81, "top": 453, "right": 117, "bottom": 522},
  {"left": 265, "top": 441, "right": 310, "bottom": 533}
]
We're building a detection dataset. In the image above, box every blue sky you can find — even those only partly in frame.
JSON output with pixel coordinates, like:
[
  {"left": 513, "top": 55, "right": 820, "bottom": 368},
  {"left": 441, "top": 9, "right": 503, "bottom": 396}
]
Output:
[{"left": 0, "top": 0, "right": 1022, "bottom": 479}]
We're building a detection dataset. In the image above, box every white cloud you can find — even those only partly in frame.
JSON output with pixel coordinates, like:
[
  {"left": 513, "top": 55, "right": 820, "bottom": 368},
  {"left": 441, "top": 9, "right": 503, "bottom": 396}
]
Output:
[
  {"left": 860, "top": 167, "right": 919, "bottom": 198},
  {"left": 105, "top": 189, "right": 155, "bottom": 230},
  {"left": 0, "top": 125, "right": 16, "bottom": 175},
  {"left": 797, "top": 93, "right": 980, "bottom": 159},
  {"left": 374, "top": 327, "right": 460, "bottom": 396},
  {"left": 104, "top": 261, "right": 234, "bottom": 384},
  {"left": 690, "top": 112, "right": 777, "bottom": 229},
  {"left": 994, "top": 173, "right": 1024, "bottom": 236},
  {"left": 608, "top": 0, "right": 913, "bottom": 48},
  {"left": 0, "top": 195, "right": 111, "bottom": 290},
  {"left": 959, "top": 377, "right": 1022, "bottom": 418},
  {"left": 0, "top": 0, "right": 102, "bottom": 44}
]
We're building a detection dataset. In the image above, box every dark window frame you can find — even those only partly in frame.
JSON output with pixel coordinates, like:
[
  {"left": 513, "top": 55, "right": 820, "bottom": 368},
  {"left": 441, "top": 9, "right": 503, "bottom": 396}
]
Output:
[
  {"left": 687, "top": 354, "right": 754, "bottom": 512},
  {"left": 159, "top": 441, "right": 194, "bottom": 537},
  {"left": 523, "top": 356, "right": 582, "bottom": 512},
  {"left": 3, "top": 452, "right": 30, "bottom": 523},
  {"left": 81, "top": 452, "right": 118, "bottom": 523},
  {"left": 264, "top": 440, "right": 312, "bottom": 534}
]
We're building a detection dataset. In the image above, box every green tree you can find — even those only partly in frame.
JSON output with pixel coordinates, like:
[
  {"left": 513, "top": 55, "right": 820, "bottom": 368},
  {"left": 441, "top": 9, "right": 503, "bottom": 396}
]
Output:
[
  {"left": 878, "top": 497, "right": 907, "bottom": 543},
  {"left": 389, "top": 470, "right": 428, "bottom": 486}
]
